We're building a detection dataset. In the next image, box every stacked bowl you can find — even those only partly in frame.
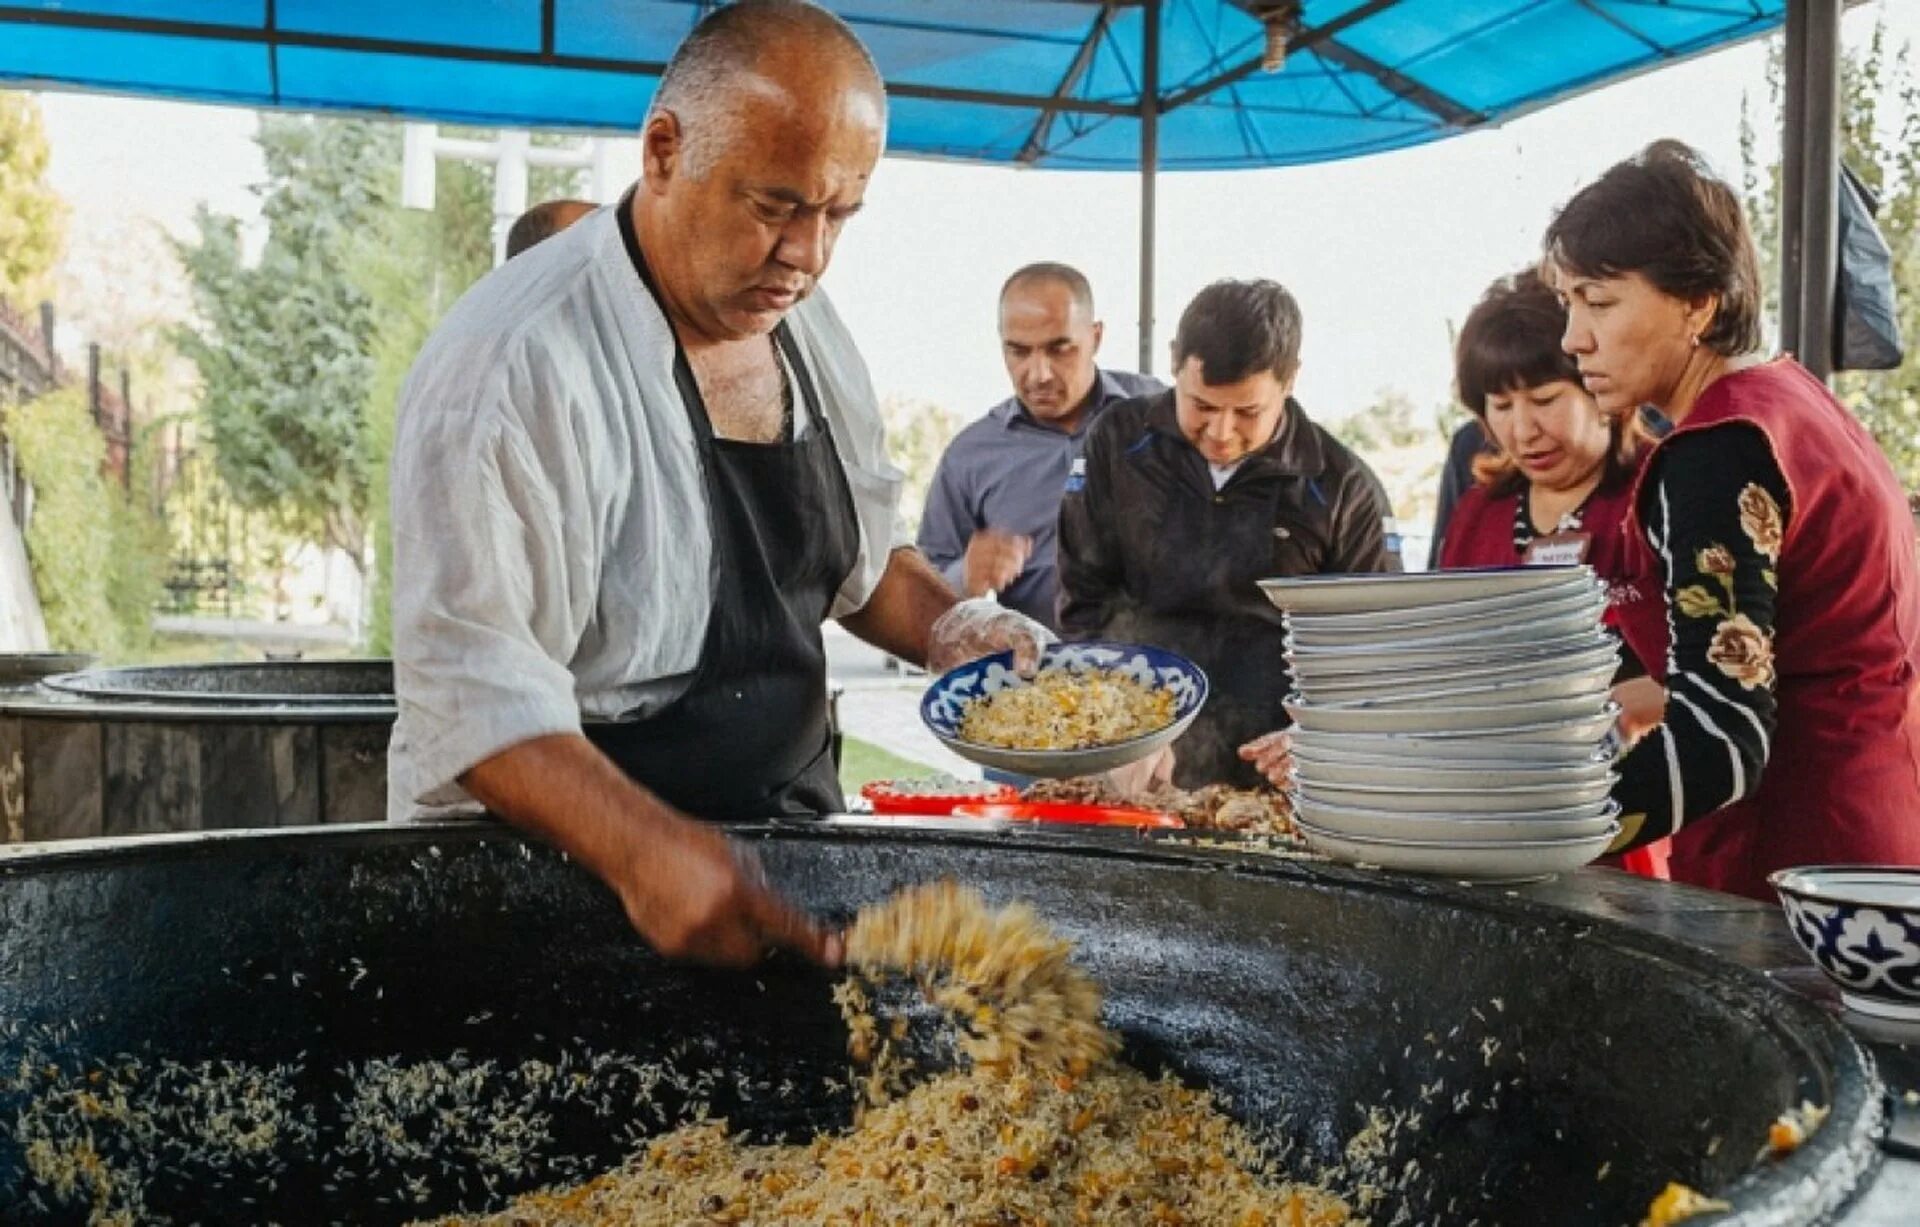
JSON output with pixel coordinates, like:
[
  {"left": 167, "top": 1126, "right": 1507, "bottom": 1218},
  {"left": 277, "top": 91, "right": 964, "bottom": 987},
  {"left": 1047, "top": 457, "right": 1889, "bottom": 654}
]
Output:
[{"left": 1259, "top": 566, "right": 1622, "bottom": 881}]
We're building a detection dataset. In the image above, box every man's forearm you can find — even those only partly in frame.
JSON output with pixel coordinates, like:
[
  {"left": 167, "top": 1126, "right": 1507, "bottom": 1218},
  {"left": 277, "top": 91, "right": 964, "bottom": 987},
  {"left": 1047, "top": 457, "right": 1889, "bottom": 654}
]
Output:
[
  {"left": 839, "top": 547, "right": 958, "bottom": 666},
  {"left": 461, "top": 733, "right": 678, "bottom": 889}
]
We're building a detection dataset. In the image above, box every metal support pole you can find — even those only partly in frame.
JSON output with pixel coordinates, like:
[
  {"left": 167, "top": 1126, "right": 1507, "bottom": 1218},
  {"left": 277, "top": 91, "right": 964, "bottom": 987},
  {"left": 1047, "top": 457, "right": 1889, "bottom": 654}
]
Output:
[
  {"left": 1779, "top": 0, "right": 1807, "bottom": 358},
  {"left": 1137, "top": 0, "right": 1161, "bottom": 374},
  {"left": 1796, "top": 0, "right": 1842, "bottom": 382}
]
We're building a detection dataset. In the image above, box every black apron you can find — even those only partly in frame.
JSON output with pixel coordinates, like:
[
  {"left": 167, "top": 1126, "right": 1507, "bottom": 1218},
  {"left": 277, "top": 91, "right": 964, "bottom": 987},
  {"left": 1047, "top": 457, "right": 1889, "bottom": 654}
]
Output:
[{"left": 586, "top": 214, "right": 860, "bottom": 820}]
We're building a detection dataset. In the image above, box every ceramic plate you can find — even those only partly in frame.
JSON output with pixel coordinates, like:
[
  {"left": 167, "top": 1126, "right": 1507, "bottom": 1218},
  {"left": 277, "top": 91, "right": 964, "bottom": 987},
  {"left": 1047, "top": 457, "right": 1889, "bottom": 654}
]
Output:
[
  {"left": 1285, "top": 730, "right": 1611, "bottom": 767},
  {"left": 1258, "top": 566, "right": 1595, "bottom": 616},
  {"left": 920, "top": 641, "right": 1207, "bottom": 779},
  {"left": 1294, "top": 647, "right": 1619, "bottom": 703},
  {"left": 1277, "top": 581, "right": 1605, "bottom": 632},
  {"left": 1293, "top": 797, "right": 1621, "bottom": 843},
  {"left": 1285, "top": 608, "right": 1604, "bottom": 651},
  {"left": 1285, "top": 631, "right": 1615, "bottom": 676},
  {"left": 1294, "top": 817, "right": 1621, "bottom": 880},
  {"left": 1293, "top": 774, "right": 1617, "bottom": 813},
  {"left": 1285, "top": 693, "right": 1613, "bottom": 735},
  {"left": 1284, "top": 586, "right": 1605, "bottom": 638},
  {"left": 1287, "top": 752, "right": 1615, "bottom": 792}
]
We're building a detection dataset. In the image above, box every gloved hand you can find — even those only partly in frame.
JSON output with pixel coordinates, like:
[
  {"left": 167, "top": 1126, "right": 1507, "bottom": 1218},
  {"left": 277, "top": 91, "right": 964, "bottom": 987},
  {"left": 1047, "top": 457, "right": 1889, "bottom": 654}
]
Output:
[
  {"left": 1101, "top": 743, "right": 1177, "bottom": 798},
  {"left": 1237, "top": 730, "right": 1294, "bottom": 789},
  {"left": 927, "top": 597, "right": 1055, "bottom": 677}
]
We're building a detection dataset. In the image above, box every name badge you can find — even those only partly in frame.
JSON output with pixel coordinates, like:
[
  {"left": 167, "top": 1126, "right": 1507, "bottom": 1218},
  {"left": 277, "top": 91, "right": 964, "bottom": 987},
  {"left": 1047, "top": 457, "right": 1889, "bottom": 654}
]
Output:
[{"left": 1524, "top": 532, "right": 1592, "bottom": 567}]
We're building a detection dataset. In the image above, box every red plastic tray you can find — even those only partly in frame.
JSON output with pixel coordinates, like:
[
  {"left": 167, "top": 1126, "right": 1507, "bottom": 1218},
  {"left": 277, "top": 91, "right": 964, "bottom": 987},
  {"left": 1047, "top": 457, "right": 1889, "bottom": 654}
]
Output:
[
  {"left": 951, "top": 801, "right": 1184, "bottom": 829},
  {"left": 859, "top": 780, "right": 1019, "bottom": 816}
]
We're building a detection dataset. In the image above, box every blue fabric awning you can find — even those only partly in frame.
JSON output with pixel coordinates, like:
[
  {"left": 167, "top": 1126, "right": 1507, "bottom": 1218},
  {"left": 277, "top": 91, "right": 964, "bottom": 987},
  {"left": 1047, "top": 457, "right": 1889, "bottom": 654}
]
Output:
[{"left": 0, "top": 1, "right": 1787, "bottom": 171}]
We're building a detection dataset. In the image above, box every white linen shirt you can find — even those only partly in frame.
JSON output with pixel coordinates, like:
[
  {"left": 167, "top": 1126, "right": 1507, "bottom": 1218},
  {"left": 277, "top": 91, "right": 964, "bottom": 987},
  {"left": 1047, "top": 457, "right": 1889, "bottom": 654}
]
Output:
[{"left": 387, "top": 205, "right": 906, "bottom": 820}]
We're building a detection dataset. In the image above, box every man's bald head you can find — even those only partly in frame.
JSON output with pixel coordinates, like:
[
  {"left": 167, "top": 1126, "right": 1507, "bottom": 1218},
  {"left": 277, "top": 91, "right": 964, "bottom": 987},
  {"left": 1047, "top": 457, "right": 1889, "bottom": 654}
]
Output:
[
  {"left": 649, "top": 0, "right": 886, "bottom": 179},
  {"left": 504, "top": 199, "right": 597, "bottom": 259}
]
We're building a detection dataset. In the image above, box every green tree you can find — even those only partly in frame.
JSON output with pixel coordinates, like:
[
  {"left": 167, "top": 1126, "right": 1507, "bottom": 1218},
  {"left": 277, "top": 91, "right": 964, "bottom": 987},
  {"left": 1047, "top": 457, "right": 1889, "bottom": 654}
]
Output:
[
  {"left": 4, "top": 387, "right": 165, "bottom": 656},
  {"left": 174, "top": 114, "right": 398, "bottom": 572},
  {"left": 356, "top": 156, "right": 494, "bottom": 652},
  {"left": 0, "top": 92, "right": 66, "bottom": 305},
  {"left": 879, "top": 395, "right": 963, "bottom": 535},
  {"left": 1742, "top": 14, "right": 1920, "bottom": 489},
  {"left": 1332, "top": 388, "right": 1430, "bottom": 453}
]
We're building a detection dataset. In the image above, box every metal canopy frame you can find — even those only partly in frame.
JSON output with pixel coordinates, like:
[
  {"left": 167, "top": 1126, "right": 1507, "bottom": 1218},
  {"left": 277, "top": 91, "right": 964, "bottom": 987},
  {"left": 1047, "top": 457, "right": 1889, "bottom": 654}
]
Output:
[{"left": 0, "top": 0, "right": 1833, "bottom": 377}]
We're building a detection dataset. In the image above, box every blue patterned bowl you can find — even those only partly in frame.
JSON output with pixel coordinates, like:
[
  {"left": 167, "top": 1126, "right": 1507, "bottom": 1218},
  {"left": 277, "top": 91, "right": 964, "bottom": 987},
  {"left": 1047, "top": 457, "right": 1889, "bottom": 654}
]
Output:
[
  {"left": 920, "top": 641, "right": 1208, "bottom": 779},
  {"left": 1771, "top": 866, "right": 1920, "bottom": 1022}
]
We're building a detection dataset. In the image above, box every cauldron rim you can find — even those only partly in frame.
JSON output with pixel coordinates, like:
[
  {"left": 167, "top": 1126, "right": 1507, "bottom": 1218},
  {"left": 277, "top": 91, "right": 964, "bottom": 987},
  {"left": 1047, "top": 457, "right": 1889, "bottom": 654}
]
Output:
[
  {"left": 3, "top": 659, "right": 396, "bottom": 722},
  {"left": 0, "top": 819, "right": 1888, "bottom": 1223},
  {"left": 39, "top": 658, "right": 395, "bottom": 707}
]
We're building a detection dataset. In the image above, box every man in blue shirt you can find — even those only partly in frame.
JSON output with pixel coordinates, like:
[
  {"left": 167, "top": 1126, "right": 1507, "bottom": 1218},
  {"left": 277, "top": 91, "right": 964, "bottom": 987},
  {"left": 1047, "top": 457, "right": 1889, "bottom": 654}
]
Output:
[{"left": 917, "top": 263, "right": 1162, "bottom": 629}]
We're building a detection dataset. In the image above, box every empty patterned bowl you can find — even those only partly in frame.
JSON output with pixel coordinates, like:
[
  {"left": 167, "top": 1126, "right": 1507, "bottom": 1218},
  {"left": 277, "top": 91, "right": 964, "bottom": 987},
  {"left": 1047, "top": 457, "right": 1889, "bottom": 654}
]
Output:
[
  {"left": 920, "top": 641, "right": 1207, "bottom": 779},
  {"left": 1771, "top": 866, "right": 1920, "bottom": 1021}
]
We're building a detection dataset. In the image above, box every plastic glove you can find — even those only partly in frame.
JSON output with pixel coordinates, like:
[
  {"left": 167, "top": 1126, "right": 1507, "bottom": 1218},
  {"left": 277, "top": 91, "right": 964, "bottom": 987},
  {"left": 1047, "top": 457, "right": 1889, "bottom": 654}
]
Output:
[
  {"left": 927, "top": 596, "right": 1055, "bottom": 677},
  {"left": 1237, "top": 730, "right": 1294, "bottom": 790},
  {"left": 1101, "top": 743, "right": 1177, "bottom": 799}
]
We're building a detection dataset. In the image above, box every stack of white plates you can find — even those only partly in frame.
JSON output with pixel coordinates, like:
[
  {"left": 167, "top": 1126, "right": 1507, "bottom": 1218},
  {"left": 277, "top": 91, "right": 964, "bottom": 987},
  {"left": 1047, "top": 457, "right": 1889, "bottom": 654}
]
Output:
[{"left": 1259, "top": 567, "right": 1622, "bottom": 881}]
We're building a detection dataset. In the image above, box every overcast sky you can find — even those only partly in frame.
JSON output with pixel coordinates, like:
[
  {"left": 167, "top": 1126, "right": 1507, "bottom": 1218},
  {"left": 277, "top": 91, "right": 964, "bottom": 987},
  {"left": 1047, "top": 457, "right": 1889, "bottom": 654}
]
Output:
[{"left": 32, "top": 1, "right": 1917, "bottom": 426}]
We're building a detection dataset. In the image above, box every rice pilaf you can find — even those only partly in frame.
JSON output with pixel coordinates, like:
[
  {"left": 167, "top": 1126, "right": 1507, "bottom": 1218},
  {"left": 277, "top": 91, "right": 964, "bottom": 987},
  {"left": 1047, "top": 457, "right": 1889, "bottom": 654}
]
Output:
[
  {"left": 425, "top": 882, "right": 1357, "bottom": 1226},
  {"left": 958, "top": 669, "right": 1176, "bottom": 751}
]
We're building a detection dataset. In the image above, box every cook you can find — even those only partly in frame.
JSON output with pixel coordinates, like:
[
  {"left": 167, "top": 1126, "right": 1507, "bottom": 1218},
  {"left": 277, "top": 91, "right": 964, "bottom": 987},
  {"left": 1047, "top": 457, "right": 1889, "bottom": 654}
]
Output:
[{"left": 386, "top": 0, "right": 1048, "bottom": 966}]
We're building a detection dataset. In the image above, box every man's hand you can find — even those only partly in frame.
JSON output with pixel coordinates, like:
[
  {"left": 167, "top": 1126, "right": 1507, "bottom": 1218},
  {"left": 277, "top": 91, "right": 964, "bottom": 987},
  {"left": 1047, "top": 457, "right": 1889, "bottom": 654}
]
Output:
[
  {"left": 615, "top": 813, "right": 841, "bottom": 967},
  {"left": 963, "top": 529, "right": 1032, "bottom": 598},
  {"left": 1102, "top": 744, "right": 1176, "bottom": 797},
  {"left": 927, "top": 596, "right": 1055, "bottom": 677},
  {"left": 461, "top": 734, "right": 839, "bottom": 969},
  {"left": 1238, "top": 730, "right": 1294, "bottom": 790}
]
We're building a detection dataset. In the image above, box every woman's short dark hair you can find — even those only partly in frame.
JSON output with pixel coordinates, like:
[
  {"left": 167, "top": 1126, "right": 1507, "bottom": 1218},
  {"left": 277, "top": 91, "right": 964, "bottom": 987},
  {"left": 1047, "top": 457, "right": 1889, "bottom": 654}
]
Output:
[
  {"left": 1543, "top": 139, "right": 1764, "bottom": 357},
  {"left": 1171, "top": 279, "right": 1303, "bottom": 384},
  {"left": 1455, "top": 268, "right": 1582, "bottom": 415},
  {"left": 1457, "top": 270, "right": 1650, "bottom": 496}
]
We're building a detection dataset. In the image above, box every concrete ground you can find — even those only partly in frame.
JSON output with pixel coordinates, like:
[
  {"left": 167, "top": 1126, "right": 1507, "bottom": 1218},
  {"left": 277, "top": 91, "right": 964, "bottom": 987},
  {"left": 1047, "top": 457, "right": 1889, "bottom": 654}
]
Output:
[{"left": 825, "top": 622, "right": 977, "bottom": 778}]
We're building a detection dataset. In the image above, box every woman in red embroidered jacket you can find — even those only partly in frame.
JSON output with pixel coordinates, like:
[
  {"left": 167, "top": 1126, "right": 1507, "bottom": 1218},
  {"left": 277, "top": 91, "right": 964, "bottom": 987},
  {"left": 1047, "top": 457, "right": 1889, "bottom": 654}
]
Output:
[
  {"left": 1545, "top": 140, "right": 1920, "bottom": 900},
  {"left": 1438, "top": 270, "right": 1670, "bottom": 881}
]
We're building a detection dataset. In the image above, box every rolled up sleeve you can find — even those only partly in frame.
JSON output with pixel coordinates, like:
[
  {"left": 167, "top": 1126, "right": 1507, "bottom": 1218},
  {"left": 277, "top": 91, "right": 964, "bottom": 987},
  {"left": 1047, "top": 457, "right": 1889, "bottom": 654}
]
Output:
[{"left": 390, "top": 399, "right": 584, "bottom": 812}]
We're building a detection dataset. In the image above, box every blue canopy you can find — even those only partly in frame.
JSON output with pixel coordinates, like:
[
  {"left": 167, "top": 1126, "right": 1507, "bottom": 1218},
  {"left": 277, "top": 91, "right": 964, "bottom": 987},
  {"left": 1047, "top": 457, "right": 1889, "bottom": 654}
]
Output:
[{"left": 0, "top": 1, "right": 1787, "bottom": 171}]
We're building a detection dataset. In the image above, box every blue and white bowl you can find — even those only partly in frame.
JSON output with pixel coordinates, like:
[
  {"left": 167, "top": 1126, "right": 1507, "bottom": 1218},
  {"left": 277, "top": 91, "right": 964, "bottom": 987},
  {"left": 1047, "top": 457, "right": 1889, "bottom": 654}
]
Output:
[
  {"left": 1771, "top": 866, "right": 1920, "bottom": 1022},
  {"left": 920, "top": 641, "right": 1208, "bottom": 779}
]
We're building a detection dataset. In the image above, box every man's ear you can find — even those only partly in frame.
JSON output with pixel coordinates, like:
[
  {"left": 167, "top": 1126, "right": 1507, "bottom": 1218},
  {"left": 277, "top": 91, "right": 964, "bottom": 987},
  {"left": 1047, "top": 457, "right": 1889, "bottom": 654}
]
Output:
[{"left": 640, "top": 111, "right": 682, "bottom": 191}]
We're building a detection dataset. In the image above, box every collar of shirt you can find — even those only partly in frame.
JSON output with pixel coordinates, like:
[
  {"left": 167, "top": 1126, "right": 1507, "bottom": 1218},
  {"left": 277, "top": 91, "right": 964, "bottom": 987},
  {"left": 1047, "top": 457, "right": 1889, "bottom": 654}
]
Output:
[
  {"left": 1144, "top": 390, "right": 1328, "bottom": 479},
  {"left": 989, "top": 368, "right": 1139, "bottom": 438}
]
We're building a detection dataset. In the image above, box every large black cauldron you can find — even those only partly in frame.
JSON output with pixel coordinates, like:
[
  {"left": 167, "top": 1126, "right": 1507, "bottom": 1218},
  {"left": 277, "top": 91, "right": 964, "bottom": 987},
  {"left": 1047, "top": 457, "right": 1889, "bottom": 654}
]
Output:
[
  {"left": 0, "top": 823, "right": 1885, "bottom": 1224},
  {"left": 0, "top": 661, "right": 395, "bottom": 841}
]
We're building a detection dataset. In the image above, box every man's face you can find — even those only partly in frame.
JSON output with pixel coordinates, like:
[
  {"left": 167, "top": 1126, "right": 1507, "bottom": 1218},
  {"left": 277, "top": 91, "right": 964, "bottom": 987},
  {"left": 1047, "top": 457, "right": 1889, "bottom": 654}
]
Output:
[
  {"left": 644, "top": 61, "right": 884, "bottom": 342},
  {"left": 999, "top": 281, "right": 1102, "bottom": 423},
  {"left": 1172, "top": 356, "right": 1292, "bottom": 466}
]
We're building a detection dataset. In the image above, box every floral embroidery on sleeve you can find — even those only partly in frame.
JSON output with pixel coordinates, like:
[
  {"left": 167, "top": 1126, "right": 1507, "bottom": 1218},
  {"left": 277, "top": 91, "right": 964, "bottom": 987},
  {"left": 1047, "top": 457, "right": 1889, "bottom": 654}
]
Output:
[
  {"left": 1738, "top": 483, "right": 1783, "bottom": 557},
  {"left": 1673, "top": 538, "right": 1777, "bottom": 691},
  {"left": 1614, "top": 424, "right": 1790, "bottom": 844}
]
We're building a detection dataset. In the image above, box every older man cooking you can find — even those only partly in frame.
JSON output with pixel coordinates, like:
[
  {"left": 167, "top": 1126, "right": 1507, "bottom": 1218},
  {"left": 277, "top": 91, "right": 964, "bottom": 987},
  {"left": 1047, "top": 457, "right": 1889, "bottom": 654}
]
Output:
[{"left": 388, "top": 0, "right": 1045, "bottom": 968}]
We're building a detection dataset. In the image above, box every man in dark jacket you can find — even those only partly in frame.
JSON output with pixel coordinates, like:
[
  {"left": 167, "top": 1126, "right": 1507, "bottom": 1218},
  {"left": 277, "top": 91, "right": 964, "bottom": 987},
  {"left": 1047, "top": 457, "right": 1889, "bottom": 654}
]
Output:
[{"left": 1058, "top": 279, "right": 1401, "bottom": 788}]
